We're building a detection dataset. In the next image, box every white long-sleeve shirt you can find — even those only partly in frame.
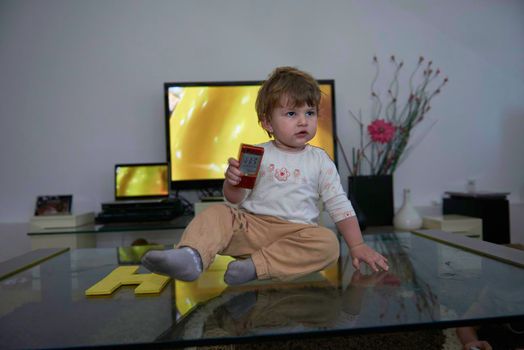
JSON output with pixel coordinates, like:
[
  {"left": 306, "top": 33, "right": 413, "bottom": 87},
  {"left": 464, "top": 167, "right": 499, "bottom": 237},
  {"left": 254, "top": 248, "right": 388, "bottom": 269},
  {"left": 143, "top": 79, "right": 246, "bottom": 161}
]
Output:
[{"left": 238, "top": 141, "right": 355, "bottom": 225}]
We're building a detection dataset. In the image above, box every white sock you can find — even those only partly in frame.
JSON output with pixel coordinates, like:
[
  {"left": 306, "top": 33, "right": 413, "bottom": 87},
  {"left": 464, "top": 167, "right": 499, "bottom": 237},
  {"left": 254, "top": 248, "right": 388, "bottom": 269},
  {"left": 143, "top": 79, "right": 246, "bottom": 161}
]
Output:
[
  {"left": 224, "top": 258, "right": 257, "bottom": 285},
  {"left": 142, "top": 247, "right": 202, "bottom": 281}
]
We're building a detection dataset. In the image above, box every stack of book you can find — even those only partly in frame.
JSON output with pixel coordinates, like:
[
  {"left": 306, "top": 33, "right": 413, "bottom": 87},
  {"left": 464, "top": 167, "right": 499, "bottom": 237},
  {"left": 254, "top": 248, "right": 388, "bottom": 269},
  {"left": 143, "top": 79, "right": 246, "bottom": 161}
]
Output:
[
  {"left": 29, "top": 212, "right": 95, "bottom": 229},
  {"left": 422, "top": 214, "right": 482, "bottom": 239}
]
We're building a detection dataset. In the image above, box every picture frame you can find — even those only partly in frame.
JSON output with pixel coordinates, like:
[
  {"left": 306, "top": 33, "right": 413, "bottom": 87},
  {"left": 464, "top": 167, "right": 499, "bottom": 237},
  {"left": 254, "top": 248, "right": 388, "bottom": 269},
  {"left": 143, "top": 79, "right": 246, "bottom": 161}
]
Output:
[{"left": 34, "top": 195, "right": 73, "bottom": 216}]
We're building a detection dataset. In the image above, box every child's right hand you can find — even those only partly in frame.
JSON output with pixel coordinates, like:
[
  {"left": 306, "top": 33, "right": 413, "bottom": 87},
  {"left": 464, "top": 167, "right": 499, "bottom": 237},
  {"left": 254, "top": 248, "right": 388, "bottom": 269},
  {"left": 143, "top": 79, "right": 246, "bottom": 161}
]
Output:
[{"left": 224, "top": 157, "right": 243, "bottom": 187}]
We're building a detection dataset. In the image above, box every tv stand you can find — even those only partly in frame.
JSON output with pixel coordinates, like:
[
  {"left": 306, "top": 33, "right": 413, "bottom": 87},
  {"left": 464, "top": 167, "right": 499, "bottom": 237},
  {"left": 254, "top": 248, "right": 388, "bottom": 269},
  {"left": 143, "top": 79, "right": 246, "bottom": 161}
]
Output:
[{"left": 27, "top": 215, "right": 193, "bottom": 250}]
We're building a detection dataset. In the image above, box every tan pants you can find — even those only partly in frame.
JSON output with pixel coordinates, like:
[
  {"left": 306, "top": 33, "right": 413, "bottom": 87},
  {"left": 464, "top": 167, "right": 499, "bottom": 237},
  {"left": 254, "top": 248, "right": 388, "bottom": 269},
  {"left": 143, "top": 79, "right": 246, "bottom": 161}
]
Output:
[{"left": 177, "top": 204, "right": 340, "bottom": 281}]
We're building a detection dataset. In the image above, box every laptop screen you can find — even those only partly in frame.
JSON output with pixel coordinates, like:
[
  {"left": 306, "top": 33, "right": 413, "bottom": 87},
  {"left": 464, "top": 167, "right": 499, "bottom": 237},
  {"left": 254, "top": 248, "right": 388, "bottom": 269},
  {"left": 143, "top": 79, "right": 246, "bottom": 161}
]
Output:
[{"left": 114, "top": 163, "right": 169, "bottom": 200}]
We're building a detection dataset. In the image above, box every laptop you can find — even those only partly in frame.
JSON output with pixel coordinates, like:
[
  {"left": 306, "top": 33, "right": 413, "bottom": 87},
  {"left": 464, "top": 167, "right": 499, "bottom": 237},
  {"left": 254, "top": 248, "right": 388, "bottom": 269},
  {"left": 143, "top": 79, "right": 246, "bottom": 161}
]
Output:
[
  {"left": 113, "top": 162, "right": 169, "bottom": 203},
  {"left": 96, "top": 162, "right": 185, "bottom": 224}
]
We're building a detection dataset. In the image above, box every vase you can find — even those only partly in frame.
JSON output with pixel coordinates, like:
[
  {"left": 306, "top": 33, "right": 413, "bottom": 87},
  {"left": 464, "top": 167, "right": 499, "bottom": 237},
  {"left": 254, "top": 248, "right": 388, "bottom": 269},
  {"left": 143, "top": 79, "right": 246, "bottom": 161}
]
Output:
[
  {"left": 393, "top": 188, "right": 423, "bottom": 231},
  {"left": 348, "top": 175, "right": 394, "bottom": 230}
]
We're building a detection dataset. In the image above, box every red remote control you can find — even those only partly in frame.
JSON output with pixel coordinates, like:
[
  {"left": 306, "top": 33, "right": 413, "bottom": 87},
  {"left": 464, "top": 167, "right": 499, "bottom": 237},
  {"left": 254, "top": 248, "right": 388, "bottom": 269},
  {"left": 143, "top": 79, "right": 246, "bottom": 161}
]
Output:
[{"left": 236, "top": 144, "right": 264, "bottom": 189}]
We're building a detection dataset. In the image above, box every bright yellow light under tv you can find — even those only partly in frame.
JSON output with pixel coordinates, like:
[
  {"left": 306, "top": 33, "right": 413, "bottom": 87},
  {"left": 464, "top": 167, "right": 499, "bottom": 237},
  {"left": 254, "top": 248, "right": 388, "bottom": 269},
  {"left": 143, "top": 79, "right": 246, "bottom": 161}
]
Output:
[{"left": 168, "top": 84, "right": 334, "bottom": 182}]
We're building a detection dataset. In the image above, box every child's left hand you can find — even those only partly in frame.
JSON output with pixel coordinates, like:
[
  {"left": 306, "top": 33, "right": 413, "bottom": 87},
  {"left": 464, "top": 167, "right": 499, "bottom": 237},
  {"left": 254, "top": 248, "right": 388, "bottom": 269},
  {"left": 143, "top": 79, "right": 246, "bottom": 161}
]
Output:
[{"left": 350, "top": 244, "right": 389, "bottom": 272}]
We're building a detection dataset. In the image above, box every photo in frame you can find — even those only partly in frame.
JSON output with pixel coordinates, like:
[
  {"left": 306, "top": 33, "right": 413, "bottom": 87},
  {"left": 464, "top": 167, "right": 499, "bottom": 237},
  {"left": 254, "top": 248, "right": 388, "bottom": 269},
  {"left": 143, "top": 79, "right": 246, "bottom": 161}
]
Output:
[{"left": 34, "top": 195, "right": 73, "bottom": 216}]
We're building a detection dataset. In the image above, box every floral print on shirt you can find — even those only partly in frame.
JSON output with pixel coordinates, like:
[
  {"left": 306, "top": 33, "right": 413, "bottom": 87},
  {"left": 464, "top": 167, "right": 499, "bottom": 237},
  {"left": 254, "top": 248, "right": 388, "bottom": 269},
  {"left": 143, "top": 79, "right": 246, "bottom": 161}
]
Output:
[{"left": 274, "top": 167, "right": 290, "bottom": 182}]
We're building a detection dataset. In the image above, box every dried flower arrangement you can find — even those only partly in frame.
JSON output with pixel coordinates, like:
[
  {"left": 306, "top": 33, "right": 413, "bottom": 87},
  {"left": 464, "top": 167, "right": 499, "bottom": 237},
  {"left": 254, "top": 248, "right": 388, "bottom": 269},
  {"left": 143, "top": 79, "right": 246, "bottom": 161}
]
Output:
[{"left": 338, "top": 55, "right": 448, "bottom": 176}]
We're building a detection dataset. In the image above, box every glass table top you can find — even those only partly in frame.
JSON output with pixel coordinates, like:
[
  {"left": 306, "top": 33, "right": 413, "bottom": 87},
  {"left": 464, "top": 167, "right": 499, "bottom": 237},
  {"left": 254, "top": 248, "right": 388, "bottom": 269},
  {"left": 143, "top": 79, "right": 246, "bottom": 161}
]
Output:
[{"left": 1, "top": 231, "right": 523, "bottom": 349}]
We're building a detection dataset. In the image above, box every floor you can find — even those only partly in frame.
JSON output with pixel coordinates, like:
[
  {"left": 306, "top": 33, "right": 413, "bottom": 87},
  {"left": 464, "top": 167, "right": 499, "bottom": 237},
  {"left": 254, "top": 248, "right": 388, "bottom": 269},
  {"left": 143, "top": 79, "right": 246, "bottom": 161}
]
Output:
[
  {"left": 442, "top": 328, "right": 463, "bottom": 350},
  {"left": 189, "top": 328, "right": 463, "bottom": 349}
]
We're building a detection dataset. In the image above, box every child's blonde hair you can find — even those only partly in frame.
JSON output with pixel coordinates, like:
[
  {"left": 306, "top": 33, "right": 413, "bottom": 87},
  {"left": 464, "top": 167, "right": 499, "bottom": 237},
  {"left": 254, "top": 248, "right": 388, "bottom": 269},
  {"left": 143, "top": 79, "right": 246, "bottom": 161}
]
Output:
[{"left": 256, "top": 67, "right": 321, "bottom": 137}]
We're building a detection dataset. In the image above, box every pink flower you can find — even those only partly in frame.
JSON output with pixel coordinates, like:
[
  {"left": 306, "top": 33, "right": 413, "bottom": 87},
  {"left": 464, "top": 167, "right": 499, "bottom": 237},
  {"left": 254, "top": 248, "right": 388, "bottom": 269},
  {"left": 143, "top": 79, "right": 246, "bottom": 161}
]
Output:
[
  {"left": 274, "top": 167, "right": 290, "bottom": 182},
  {"left": 367, "top": 119, "right": 396, "bottom": 144}
]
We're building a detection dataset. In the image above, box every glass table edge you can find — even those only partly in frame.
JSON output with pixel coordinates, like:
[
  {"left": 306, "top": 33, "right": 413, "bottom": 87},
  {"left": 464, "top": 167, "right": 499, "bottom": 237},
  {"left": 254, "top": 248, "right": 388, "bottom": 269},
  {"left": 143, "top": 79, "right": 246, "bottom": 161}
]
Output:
[
  {"left": 0, "top": 247, "right": 69, "bottom": 281},
  {"left": 412, "top": 229, "right": 524, "bottom": 268}
]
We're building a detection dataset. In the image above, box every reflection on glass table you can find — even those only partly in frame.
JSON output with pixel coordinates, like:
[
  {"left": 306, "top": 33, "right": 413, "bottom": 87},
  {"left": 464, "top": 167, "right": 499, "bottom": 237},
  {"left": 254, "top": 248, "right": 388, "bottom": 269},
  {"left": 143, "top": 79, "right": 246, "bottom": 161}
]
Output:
[{"left": 0, "top": 231, "right": 523, "bottom": 349}]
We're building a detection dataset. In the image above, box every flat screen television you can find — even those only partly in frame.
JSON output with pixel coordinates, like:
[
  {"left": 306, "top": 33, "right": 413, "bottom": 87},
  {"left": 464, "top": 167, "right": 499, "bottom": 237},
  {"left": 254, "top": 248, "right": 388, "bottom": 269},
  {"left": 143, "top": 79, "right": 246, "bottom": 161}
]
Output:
[{"left": 164, "top": 80, "right": 337, "bottom": 192}]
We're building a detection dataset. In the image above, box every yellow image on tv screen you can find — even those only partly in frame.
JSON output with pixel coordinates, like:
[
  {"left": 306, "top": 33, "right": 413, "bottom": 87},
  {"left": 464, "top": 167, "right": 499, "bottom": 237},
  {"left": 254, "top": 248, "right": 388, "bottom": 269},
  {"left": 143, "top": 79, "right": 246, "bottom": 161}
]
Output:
[
  {"left": 167, "top": 83, "right": 334, "bottom": 182},
  {"left": 115, "top": 164, "right": 168, "bottom": 199}
]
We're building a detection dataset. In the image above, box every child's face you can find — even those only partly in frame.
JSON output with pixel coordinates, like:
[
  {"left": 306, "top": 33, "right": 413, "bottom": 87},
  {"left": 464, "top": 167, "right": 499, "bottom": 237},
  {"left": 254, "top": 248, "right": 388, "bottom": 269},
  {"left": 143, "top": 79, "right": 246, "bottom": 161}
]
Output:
[{"left": 262, "top": 96, "right": 318, "bottom": 152}]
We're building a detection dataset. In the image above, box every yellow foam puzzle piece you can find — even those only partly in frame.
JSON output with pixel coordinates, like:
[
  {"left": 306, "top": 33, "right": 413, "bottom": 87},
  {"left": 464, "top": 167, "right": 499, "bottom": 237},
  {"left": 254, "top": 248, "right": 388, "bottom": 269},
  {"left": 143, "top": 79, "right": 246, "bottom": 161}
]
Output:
[{"left": 85, "top": 266, "right": 171, "bottom": 296}]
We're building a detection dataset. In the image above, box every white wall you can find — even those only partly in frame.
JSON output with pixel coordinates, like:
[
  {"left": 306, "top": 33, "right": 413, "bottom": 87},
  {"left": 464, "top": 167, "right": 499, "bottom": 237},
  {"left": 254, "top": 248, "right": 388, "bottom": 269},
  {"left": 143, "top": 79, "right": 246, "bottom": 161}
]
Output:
[{"left": 1, "top": 1, "right": 523, "bottom": 229}]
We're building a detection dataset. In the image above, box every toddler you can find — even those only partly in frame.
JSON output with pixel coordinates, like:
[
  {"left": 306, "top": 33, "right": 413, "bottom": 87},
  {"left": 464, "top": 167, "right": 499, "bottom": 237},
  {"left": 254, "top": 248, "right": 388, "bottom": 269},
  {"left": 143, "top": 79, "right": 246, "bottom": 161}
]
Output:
[{"left": 142, "top": 66, "right": 389, "bottom": 285}]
